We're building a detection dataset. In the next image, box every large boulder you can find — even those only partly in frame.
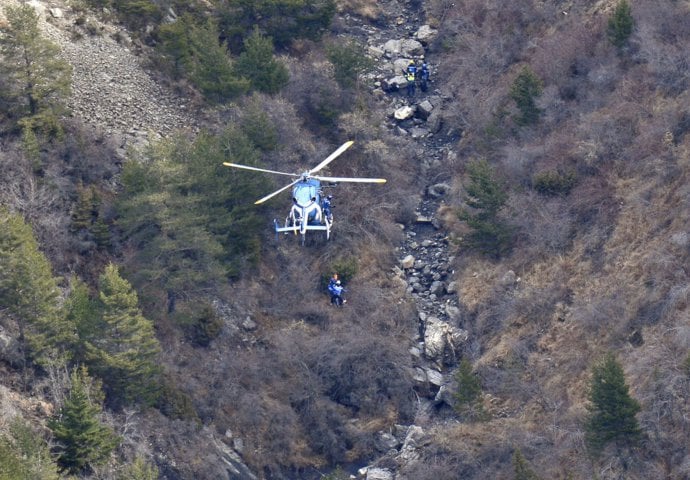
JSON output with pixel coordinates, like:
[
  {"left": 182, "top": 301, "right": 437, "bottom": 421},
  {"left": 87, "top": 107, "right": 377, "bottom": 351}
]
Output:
[
  {"left": 424, "top": 317, "right": 468, "bottom": 365},
  {"left": 415, "top": 25, "right": 439, "bottom": 45},
  {"left": 394, "top": 105, "right": 416, "bottom": 120},
  {"left": 383, "top": 39, "right": 402, "bottom": 56},
  {"left": 417, "top": 100, "right": 434, "bottom": 120},
  {"left": 401, "top": 39, "right": 425, "bottom": 56}
]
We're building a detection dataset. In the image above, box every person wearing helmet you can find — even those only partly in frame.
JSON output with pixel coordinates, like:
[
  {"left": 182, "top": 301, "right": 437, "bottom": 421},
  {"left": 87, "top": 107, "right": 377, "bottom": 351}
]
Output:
[
  {"left": 328, "top": 277, "right": 346, "bottom": 306},
  {"left": 420, "top": 62, "right": 430, "bottom": 92},
  {"left": 404, "top": 60, "right": 417, "bottom": 97}
]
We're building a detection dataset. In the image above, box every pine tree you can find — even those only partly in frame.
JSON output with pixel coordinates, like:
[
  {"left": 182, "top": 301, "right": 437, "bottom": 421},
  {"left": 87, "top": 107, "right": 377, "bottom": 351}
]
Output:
[
  {"left": 0, "top": 418, "right": 59, "bottom": 480},
  {"left": 513, "top": 448, "right": 541, "bottom": 480},
  {"left": 453, "top": 358, "right": 486, "bottom": 420},
  {"left": 0, "top": 5, "right": 71, "bottom": 129},
  {"left": 326, "top": 40, "right": 374, "bottom": 89},
  {"left": 509, "top": 66, "right": 543, "bottom": 126},
  {"left": 118, "top": 455, "right": 159, "bottom": 480},
  {"left": 71, "top": 185, "right": 98, "bottom": 232},
  {"left": 236, "top": 27, "right": 289, "bottom": 94},
  {"left": 607, "top": 1, "right": 634, "bottom": 49},
  {"left": 0, "top": 208, "right": 75, "bottom": 367},
  {"left": 459, "top": 160, "right": 513, "bottom": 257},
  {"left": 185, "top": 19, "right": 249, "bottom": 103},
  {"left": 48, "top": 367, "right": 120, "bottom": 474},
  {"left": 85, "top": 264, "right": 162, "bottom": 407},
  {"left": 585, "top": 352, "right": 642, "bottom": 453}
]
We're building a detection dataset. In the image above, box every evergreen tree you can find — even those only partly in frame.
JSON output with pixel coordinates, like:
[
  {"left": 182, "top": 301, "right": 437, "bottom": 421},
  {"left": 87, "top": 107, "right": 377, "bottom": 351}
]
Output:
[
  {"left": 71, "top": 185, "right": 99, "bottom": 233},
  {"left": 0, "top": 418, "right": 59, "bottom": 480},
  {"left": 0, "top": 208, "right": 75, "bottom": 367},
  {"left": 585, "top": 352, "right": 642, "bottom": 453},
  {"left": 118, "top": 455, "right": 159, "bottom": 480},
  {"left": 236, "top": 27, "right": 289, "bottom": 94},
  {"left": 186, "top": 19, "right": 249, "bottom": 103},
  {"left": 326, "top": 40, "right": 374, "bottom": 89},
  {"left": 513, "top": 448, "right": 541, "bottom": 480},
  {"left": 65, "top": 277, "right": 99, "bottom": 363},
  {"left": 156, "top": 14, "right": 195, "bottom": 78},
  {"left": 85, "top": 264, "right": 162, "bottom": 407},
  {"left": 509, "top": 66, "right": 543, "bottom": 126},
  {"left": 48, "top": 367, "right": 120, "bottom": 474},
  {"left": 607, "top": 1, "right": 634, "bottom": 49},
  {"left": 0, "top": 5, "right": 71, "bottom": 130},
  {"left": 458, "top": 160, "right": 513, "bottom": 258},
  {"left": 217, "top": 0, "right": 336, "bottom": 51},
  {"left": 116, "top": 128, "right": 268, "bottom": 311},
  {"left": 453, "top": 358, "right": 486, "bottom": 420},
  {"left": 240, "top": 98, "right": 279, "bottom": 152}
]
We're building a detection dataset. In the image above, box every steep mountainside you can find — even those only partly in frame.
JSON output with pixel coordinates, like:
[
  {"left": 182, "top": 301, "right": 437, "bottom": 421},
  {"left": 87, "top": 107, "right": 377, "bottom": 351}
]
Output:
[{"left": 1, "top": 1, "right": 690, "bottom": 479}]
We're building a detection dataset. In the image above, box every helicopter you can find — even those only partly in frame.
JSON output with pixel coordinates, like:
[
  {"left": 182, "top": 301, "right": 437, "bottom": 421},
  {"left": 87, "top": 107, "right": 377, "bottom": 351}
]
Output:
[{"left": 223, "top": 141, "right": 386, "bottom": 244}]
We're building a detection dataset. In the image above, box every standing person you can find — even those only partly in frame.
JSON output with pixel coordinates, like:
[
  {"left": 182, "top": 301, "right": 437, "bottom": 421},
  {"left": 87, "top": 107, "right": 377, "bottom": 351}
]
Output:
[
  {"left": 404, "top": 60, "right": 417, "bottom": 97},
  {"left": 322, "top": 195, "right": 333, "bottom": 223},
  {"left": 420, "top": 62, "right": 430, "bottom": 92}
]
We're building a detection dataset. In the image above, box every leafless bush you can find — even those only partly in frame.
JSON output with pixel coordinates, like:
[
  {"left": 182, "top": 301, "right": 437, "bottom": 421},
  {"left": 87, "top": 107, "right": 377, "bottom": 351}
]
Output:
[
  {"left": 569, "top": 289, "right": 628, "bottom": 334},
  {"left": 509, "top": 192, "right": 576, "bottom": 261}
]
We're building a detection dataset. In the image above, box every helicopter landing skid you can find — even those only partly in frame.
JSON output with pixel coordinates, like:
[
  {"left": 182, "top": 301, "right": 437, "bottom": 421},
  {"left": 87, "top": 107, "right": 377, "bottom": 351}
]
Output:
[{"left": 274, "top": 219, "right": 331, "bottom": 243}]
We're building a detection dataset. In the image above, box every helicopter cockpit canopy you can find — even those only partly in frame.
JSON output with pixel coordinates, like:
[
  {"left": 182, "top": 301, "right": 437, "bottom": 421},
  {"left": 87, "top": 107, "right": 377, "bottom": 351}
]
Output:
[{"left": 293, "top": 179, "right": 320, "bottom": 207}]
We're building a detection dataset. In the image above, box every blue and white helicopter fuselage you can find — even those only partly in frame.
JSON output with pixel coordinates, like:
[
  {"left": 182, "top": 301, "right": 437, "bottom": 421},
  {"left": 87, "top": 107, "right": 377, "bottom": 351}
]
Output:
[{"left": 275, "top": 178, "right": 331, "bottom": 239}]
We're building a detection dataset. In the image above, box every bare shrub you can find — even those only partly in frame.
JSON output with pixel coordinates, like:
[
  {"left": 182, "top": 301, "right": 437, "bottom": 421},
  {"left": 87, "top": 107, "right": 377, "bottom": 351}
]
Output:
[{"left": 509, "top": 192, "right": 575, "bottom": 261}]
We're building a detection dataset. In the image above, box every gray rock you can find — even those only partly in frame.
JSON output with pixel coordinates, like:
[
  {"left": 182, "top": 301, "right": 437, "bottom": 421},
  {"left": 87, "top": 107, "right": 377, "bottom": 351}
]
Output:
[
  {"left": 241, "top": 316, "right": 257, "bottom": 331},
  {"left": 430, "top": 280, "right": 445, "bottom": 295},
  {"left": 401, "top": 39, "right": 424, "bottom": 56},
  {"left": 424, "top": 317, "right": 468, "bottom": 364},
  {"left": 424, "top": 367, "right": 444, "bottom": 386},
  {"left": 427, "top": 183, "right": 450, "bottom": 198},
  {"left": 446, "top": 281, "right": 459, "bottom": 294},
  {"left": 434, "top": 383, "right": 455, "bottom": 406},
  {"left": 409, "top": 126, "right": 429, "bottom": 138},
  {"left": 394, "top": 58, "right": 412, "bottom": 74},
  {"left": 417, "top": 100, "right": 434, "bottom": 119},
  {"left": 368, "top": 45, "right": 385, "bottom": 57},
  {"left": 501, "top": 270, "right": 517, "bottom": 286},
  {"left": 426, "top": 110, "right": 442, "bottom": 133},
  {"left": 383, "top": 39, "right": 402, "bottom": 55},
  {"left": 401, "top": 254, "right": 415, "bottom": 269},
  {"left": 375, "top": 432, "right": 401, "bottom": 452},
  {"left": 366, "top": 468, "right": 394, "bottom": 480},
  {"left": 415, "top": 25, "right": 439, "bottom": 45},
  {"left": 445, "top": 304, "right": 462, "bottom": 321},
  {"left": 49, "top": 8, "right": 64, "bottom": 18},
  {"left": 394, "top": 105, "right": 416, "bottom": 120},
  {"left": 399, "top": 425, "right": 427, "bottom": 463},
  {"left": 0, "top": 331, "right": 20, "bottom": 365}
]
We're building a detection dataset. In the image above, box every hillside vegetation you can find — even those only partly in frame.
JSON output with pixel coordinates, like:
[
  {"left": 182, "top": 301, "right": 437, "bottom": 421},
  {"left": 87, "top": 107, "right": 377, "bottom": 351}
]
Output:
[{"left": 0, "top": 0, "right": 689, "bottom": 479}]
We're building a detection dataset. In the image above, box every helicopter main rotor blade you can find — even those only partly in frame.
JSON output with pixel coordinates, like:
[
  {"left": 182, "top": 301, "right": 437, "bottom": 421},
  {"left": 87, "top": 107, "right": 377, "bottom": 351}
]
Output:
[
  {"left": 254, "top": 179, "right": 301, "bottom": 205},
  {"left": 312, "top": 176, "right": 387, "bottom": 184},
  {"left": 308, "top": 141, "right": 354, "bottom": 175},
  {"left": 223, "top": 162, "right": 297, "bottom": 177}
]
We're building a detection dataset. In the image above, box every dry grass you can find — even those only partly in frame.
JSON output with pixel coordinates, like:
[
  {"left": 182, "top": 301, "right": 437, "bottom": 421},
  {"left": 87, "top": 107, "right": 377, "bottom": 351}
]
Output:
[{"left": 335, "top": 0, "right": 382, "bottom": 20}]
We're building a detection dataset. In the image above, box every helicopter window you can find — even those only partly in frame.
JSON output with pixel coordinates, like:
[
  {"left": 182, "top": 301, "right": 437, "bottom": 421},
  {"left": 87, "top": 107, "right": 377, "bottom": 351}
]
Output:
[{"left": 294, "top": 184, "right": 318, "bottom": 206}]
